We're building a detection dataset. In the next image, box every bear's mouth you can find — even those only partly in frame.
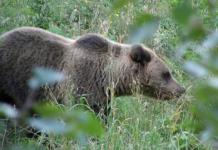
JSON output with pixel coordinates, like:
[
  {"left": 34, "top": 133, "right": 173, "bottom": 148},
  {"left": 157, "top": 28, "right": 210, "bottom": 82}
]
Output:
[
  {"left": 155, "top": 88, "right": 184, "bottom": 100},
  {"left": 153, "top": 89, "right": 173, "bottom": 100},
  {"left": 142, "top": 85, "right": 180, "bottom": 100}
]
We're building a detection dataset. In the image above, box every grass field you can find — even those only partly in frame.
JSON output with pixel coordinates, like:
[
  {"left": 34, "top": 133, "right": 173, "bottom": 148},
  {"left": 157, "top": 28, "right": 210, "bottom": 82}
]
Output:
[{"left": 0, "top": 0, "right": 217, "bottom": 149}]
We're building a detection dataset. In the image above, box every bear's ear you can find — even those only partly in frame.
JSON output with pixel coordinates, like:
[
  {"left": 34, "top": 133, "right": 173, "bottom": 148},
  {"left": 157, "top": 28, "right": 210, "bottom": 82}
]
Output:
[{"left": 130, "top": 44, "right": 151, "bottom": 64}]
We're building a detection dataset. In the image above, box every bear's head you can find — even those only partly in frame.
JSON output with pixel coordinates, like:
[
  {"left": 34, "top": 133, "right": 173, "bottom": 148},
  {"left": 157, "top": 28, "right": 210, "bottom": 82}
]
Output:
[{"left": 129, "top": 44, "right": 185, "bottom": 99}]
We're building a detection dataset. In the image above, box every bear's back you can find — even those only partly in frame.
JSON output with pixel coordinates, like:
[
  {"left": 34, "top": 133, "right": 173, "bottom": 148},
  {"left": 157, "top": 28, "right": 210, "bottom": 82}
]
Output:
[{"left": 0, "top": 27, "right": 73, "bottom": 45}]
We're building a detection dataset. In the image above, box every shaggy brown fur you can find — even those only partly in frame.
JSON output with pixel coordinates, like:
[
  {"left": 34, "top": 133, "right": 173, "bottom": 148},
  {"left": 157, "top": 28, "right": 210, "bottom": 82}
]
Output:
[{"left": 0, "top": 27, "right": 185, "bottom": 114}]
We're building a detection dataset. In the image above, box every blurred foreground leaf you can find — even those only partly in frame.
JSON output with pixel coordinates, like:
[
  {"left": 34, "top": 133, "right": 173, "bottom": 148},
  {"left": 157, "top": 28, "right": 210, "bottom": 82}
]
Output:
[
  {"left": 172, "top": 0, "right": 194, "bottom": 25},
  {"left": 129, "top": 13, "right": 159, "bottom": 43},
  {"left": 184, "top": 61, "right": 208, "bottom": 77},
  {"left": 188, "top": 17, "right": 206, "bottom": 40},
  {"left": 201, "top": 31, "right": 218, "bottom": 51},
  {"left": 192, "top": 83, "right": 218, "bottom": 139},
  {"left": 172, "top": 0, "right": 206, "bottom": 40},
  {"left": 28, "top": 67, "right": 65, "bottom": 89},
  {"left": 0, "top": 103, "right": 18, "bottom": 118},
  {"left": 186, "top": 30, "right": 218, "bottom": 141},
  {"left": 31, "top": 103, "right": 104, "bottom": 138},
  {"left": 6, "top": 143, "right": 43, "bottom": 150},
  {"left": 29, "top": 118, "right": 68, "bottom": 134}
]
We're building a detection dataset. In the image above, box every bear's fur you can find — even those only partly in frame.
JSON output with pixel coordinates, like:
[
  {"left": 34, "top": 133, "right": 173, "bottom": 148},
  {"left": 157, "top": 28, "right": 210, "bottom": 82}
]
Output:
[{"left": 0, "top": 27, "right": 185, "bottom": 114}]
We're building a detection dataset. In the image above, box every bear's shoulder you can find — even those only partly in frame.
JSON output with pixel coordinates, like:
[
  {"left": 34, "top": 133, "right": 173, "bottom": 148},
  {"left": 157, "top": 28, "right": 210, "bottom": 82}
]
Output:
[{"left": 75, "top": 33, "right": 109, "bottom": 53}]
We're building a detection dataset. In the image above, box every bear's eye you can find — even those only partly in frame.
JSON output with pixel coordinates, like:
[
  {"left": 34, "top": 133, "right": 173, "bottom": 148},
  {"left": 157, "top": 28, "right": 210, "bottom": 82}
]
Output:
[{"left": 161, "top": 71, "right": 171, "bottom": 81}]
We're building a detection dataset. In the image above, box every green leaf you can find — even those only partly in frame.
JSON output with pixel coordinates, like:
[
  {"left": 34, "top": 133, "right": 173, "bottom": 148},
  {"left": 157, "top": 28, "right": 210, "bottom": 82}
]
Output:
[
  {"left": 172, "top": 0, "right": 194, "bottom": 25},
  {"left": 33, "top": 102, "right": 64, "bottom": 118},
  {"left": 182, "top": 49, "right": 201, "bottom": 61},
  {"left": 64, "top": 111, "right": 104, "bottom": 138}
]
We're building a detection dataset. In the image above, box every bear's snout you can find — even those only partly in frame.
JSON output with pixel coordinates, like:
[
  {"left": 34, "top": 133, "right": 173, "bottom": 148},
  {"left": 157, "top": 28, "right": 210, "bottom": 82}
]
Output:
[{"left": 175, "top": 86, "right": 185, "bottom": 97}]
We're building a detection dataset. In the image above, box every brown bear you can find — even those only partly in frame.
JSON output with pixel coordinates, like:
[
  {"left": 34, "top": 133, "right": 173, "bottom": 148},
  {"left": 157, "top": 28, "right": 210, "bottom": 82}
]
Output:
[{"left": 0, "top": 27, "right": 185, "bottom": 115}]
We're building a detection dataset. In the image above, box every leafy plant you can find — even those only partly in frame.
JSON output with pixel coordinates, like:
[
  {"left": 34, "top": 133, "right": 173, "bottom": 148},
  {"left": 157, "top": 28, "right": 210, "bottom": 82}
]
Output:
[{"left": 0, "top": 67, "right": 104, "bottom": 149}]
